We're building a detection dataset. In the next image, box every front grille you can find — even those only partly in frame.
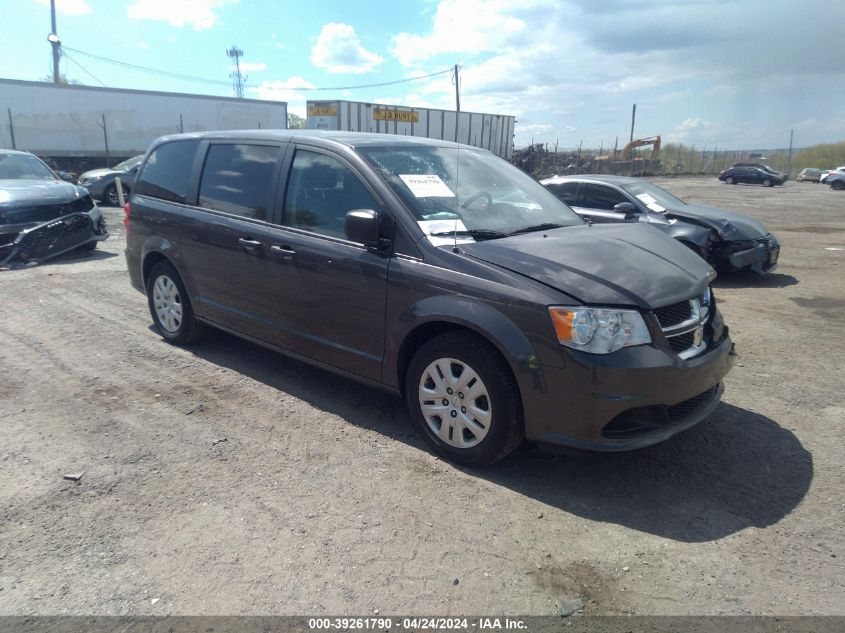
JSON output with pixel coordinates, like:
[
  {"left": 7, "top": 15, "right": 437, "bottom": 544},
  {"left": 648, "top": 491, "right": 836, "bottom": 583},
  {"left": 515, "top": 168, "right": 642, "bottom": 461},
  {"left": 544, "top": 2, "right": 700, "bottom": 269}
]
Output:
[
  {"left": 654, "top": 300, "right": 692, "bottom": 328},
  {"left": 668, "top": 330, "right": 695, "bottom": 353},
  {"left": 756, "top": 233, "right": 777, "bottom": 249},
  {"left": 667, "top": 386, "right": 719, "bottom": 421},
  {"left": 653, "top": 291, "right": 712, "bottom": 359}
]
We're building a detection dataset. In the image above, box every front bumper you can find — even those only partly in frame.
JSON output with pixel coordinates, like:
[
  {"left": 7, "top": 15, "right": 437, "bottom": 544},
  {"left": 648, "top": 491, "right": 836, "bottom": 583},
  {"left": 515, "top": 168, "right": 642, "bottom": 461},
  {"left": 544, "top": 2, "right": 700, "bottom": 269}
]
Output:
[
  {"left": 520, "top": 325, "right": 735, "bottom": 451},
  {"left": 714, "top": 234, "right": 779, "bottom": 274},
  {"left": 0, "top": 210, "right": 108, "bottom": 266}
]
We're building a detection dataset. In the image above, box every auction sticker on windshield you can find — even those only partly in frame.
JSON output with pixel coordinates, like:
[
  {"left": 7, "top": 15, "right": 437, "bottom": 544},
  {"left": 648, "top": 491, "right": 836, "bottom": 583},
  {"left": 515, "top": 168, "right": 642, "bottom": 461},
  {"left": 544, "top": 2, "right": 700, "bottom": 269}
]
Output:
[
  {"left": 635, "top": 193, "right": 666, "bottom": 212},
  {"left": 400, "top": 174, "right": 455, "bottom": 198}
]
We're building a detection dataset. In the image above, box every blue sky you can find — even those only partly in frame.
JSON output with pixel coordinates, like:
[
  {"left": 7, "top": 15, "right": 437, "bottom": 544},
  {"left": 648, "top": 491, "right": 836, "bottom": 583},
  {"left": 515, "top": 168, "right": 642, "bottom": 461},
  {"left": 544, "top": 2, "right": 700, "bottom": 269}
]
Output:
[{"left": 1, "top": 0, "right": 843, "bottom": 149}]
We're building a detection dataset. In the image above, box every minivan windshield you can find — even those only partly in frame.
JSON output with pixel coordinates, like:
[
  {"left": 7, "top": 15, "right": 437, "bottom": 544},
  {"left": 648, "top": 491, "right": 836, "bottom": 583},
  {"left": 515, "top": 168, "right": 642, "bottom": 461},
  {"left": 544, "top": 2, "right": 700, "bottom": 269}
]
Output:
[{"left": 359, "top": 146, "right": 583, "bottom": 239}]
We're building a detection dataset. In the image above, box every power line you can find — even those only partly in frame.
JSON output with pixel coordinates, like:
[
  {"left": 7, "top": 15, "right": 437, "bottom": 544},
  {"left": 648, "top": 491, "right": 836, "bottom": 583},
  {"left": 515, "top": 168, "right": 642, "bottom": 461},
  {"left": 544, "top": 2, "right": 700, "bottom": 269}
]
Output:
[
  {"left": 295, "top": 68, "right": 453, "bottom": 91},
  {"left": 61, "top": 45, "right": 453, "bottom": 92},
  {"left": 63, "top": 46, "right": 232, "bottom": 87},
  {"left": 62, "top": 50, "right": 106, "bottom": 86}
]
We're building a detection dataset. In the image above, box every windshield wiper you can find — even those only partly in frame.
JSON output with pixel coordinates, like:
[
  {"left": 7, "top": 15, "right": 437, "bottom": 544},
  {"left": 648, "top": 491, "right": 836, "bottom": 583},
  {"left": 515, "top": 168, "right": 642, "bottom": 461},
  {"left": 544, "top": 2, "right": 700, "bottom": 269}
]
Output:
[
  {"left": 430, "top": 228, "right": 508, "bottom": 241},
  {"left": 508, "top": 223, "right": 565, "bottom": 236}
]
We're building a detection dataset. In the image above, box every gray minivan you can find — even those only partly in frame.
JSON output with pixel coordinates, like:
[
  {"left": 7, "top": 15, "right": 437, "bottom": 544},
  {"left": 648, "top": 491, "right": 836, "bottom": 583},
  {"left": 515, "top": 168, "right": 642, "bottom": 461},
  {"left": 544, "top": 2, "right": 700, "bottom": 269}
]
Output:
[{"left": 125, "top": 131, "right": 735, "bottom": 466}]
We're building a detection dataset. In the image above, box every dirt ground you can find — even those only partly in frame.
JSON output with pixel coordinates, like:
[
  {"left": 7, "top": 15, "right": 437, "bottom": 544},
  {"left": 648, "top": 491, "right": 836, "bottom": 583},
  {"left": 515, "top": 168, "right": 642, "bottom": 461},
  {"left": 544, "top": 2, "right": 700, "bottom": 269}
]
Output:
[{"left": 0, "top": 177, "right": 843, "bottom": 616}]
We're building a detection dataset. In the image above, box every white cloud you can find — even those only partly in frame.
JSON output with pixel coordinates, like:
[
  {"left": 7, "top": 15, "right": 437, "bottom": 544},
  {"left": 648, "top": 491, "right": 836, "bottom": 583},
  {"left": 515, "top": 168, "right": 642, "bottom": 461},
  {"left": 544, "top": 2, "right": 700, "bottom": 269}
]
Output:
[
  {"left": 391, "top": 0, "right": 534, "bottom": 67},
  {"left": 248, "top": 77, "right": 316, "bottom": 118},
  {"left": 34, "top": 0, "right": 91, "bottom": 16},
  {"left": 127, "top": 0, "right": 237, "bottom": 30},
  {"left": 235, "top": 62, "right": 266, "bottom": 73},
  {"left": 310, "top": 23, "right": 383, "bottom": 74},
  {"left": 387, "top": 0, "right": 845, "bottom": 148},
  {"left": 137, "top": 41, "right": 149, "bottom": 49}
]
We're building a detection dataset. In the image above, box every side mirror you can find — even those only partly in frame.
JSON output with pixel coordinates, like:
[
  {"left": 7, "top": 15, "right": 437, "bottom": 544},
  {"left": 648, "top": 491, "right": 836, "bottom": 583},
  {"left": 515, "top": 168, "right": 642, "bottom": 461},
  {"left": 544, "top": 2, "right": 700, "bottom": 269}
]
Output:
[
  {"left": 613, "top": 202, "right": 637, "bottom": 214},
  {"left": 345, "top": 209, "right": 383, "bottom": 247}
]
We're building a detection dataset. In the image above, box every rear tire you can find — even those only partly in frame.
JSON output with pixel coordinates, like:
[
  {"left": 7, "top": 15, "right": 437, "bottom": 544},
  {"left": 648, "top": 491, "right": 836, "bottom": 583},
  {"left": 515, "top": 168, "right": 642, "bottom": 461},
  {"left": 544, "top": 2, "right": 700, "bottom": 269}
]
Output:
[
  {"left": 146, "top": 261, "right": 205, "bottom": 344},
  {"left": 405, "top": 331, "right": 523, "bottom": 467}
]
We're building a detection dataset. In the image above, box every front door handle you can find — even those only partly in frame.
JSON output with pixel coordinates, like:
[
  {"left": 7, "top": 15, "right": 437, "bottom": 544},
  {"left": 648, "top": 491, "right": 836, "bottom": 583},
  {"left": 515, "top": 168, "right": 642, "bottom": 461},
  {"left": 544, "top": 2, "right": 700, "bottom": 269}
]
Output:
[{"left": 238, "top": 237, "right": 264, "bottom": 253}]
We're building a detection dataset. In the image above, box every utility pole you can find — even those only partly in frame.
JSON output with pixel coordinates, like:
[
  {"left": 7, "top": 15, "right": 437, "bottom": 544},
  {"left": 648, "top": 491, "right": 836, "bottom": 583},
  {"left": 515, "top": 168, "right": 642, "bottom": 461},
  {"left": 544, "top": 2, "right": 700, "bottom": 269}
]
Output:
[
  {"left": 7, "top": 108, "right": 16, "bottom": 149},
  {"left": 453, "top": 64, "right": 461, "bottom": 112},
  {"left": 48, "top": 0, "right": 61, "bottom": 83},
  {"left": 786, "top": 128, "right": 794, "bottom": 179},
  {"left": 575, "top": 140, "right": 582, "bottom": 174},
  {"left": 96, "top": 113, "right": 110, "bottom": 167},
  {"left": 629, "top": 103, "right": 636, "bottom": 143},
  {"left": 226, "top": 46, "right": 246, "bottom": 98}
]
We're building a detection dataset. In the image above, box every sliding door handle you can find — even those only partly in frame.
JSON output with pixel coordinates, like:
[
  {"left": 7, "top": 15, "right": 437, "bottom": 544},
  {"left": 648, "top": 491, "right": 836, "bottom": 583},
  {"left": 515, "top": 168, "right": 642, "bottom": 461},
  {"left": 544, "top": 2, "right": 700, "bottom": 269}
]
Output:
[{"left": 238, "top": 237, "right": 264, "bottom": 252}]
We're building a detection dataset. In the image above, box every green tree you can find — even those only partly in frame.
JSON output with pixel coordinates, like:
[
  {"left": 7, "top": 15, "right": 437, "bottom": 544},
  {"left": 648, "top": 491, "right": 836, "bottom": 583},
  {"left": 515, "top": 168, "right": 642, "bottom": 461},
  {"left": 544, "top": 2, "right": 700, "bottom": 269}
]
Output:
[
  {"left": 287, "top": 113, "right": 306, "bottom": 129},
  {"left": 39, "top": 73, "right": 83, "bottom": 85},
  {"left": 792, "top": 141, "right": 845, "bottom": 171}
]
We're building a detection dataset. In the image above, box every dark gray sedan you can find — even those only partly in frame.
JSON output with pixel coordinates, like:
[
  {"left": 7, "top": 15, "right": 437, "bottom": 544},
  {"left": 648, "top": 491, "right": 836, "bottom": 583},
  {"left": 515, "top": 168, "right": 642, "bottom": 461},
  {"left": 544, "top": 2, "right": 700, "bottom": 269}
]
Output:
[
  {"left": 541, "top": 175, "right": 779, "bottom": 275},
  {"left": 78, "top": 155, "right": 143, "bottom": 206}
]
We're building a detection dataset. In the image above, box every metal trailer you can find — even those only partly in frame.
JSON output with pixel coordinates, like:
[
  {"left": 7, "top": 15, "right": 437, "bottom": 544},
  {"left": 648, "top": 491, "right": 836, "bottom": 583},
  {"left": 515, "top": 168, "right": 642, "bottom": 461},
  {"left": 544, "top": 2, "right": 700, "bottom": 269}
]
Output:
[
  {"left": 306, "top": 100, "right": 515, "bottom": 160},
  {"left": 0, "top": 78, "right": 288, "bottom": 159}
]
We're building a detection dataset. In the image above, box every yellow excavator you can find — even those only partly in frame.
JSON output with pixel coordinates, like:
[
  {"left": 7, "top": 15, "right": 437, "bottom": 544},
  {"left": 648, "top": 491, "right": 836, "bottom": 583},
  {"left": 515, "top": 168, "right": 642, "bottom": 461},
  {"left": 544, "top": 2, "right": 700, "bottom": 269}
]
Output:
[
  {"left": 620, "top": 135, "right": 661, "bottom": 161},
  {"left": 595, "top": 135, "right": 662, "bottom": 173}
]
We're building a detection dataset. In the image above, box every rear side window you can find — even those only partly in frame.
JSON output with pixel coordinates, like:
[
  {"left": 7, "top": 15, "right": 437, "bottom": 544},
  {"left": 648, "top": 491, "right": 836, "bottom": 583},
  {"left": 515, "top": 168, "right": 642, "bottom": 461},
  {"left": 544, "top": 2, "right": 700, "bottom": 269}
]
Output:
[
  {"left": 580, "top": 184, "right": 628, "bottom": 210},
  {"left": 281, "top": 149, "right": 380, "bottom": 239},
  {"left": 135, "top": 140, "right": 199, "bottom": 204},
  {"left": 545, "top": 182, "right": 579, "bottom": 205},
  {"left": 198, "top": 143, "right": 282, "bottom": 220}
]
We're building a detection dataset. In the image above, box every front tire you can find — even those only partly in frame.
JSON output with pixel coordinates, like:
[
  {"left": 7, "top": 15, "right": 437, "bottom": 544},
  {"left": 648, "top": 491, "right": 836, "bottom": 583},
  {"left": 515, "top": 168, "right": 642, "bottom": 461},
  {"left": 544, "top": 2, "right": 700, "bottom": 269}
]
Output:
[
  {"left": 146, "top": 261, "right": 205, "bottom": 344},
  {"left": 405, "top": 332, "right": 523, "bottom": 467},
  {"left": 762, "top": 178, "right": 772, "bottom": 187},
  {"left": 726, "top": 177, "right": 735, "bottom": 184},
  {"left": 105, "top": 184, "right": 129, "bottom": 207},
  {"left": 832, "top": 181, "right": 844, "bottom": 191}
]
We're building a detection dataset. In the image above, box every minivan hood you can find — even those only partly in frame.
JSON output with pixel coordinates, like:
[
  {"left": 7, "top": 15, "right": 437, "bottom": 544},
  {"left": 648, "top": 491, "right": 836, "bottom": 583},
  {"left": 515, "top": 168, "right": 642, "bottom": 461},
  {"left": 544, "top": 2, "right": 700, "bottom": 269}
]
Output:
[
  {"left": 671, "top": 204, "right": 768, "bottom": 239},
  {"left": 0, "top": 179, "right": 88, "bottom": 209},
  {"left": 460, "top": 223, "right": 714, "bottom": 310}
]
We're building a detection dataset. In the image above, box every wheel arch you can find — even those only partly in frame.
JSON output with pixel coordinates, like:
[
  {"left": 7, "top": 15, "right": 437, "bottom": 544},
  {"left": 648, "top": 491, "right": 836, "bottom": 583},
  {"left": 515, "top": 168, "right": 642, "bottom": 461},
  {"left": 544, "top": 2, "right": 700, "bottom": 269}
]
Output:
[
  {"left": 139, "top": 236, "right": 196, "bottom": 296},
  {"left": 391, "top": 297, "right": 539, "bottom": 399}
]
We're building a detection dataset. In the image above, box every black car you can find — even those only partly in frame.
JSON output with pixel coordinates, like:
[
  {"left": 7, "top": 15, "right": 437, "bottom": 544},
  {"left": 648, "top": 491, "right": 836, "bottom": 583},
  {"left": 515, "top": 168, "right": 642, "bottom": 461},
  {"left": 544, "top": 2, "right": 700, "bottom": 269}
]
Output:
[
  {"left": 540, "top": 175, "right": 780, "bottom": 275},
  {"left": 125, "top": 131, "right": 734, "bottom": 466},
  {"left": 0, "top": 150, "right": 108, "bottom": 266},
  {"left": 718, "top": 166, "right": 786, "bottom": 186}
]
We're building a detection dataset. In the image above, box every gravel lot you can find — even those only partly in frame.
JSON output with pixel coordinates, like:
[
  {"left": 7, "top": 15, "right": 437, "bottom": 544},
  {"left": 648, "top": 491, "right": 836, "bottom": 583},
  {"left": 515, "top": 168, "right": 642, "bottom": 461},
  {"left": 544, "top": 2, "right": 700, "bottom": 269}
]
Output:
[{"left": 0, "top": 177, "right": 843, "bottom": 616}]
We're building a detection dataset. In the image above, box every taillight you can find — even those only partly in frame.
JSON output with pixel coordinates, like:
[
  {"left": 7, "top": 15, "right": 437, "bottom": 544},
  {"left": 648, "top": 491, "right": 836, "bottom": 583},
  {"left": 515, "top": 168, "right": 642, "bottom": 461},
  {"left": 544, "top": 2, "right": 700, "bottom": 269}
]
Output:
[{"left": 123, "top": 201, "right": 131, "bottom": 237}]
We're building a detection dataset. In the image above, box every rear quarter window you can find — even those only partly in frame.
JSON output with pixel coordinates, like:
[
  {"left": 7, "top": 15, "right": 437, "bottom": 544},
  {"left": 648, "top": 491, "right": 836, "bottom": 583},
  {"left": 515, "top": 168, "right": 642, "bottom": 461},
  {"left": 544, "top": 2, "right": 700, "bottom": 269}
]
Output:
[{"left": 135, "top": 140, "right": 200, "bottom": 204}]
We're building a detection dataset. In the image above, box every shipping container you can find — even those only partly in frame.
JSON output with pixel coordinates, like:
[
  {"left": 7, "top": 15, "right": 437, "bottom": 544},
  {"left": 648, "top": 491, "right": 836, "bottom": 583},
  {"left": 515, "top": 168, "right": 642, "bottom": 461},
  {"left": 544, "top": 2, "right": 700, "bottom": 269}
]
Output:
[
  {"left": 0, "top": 78, "right": 288, "bottom": 159},
  {"left": 306, "top": 100, "right": 515, "bottom": 159}
]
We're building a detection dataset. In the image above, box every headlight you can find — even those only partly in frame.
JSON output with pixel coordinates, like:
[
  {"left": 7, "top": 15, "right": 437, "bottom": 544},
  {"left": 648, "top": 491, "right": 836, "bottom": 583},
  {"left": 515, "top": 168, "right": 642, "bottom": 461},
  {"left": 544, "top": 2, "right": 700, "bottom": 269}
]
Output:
[
  {"left": 83, "top": 175, "right": 104, "bottom": 184},
  {"left": 720, "top": 222, "right": 740, "bottom": 238},
  {"left": 549, "top": 306, "right": 652, "bottom": 354}
]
